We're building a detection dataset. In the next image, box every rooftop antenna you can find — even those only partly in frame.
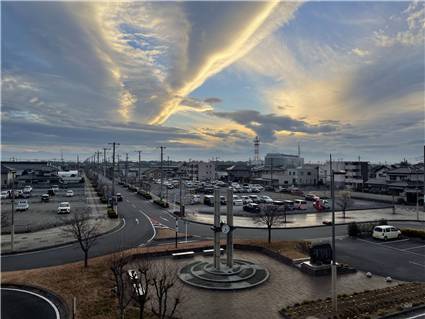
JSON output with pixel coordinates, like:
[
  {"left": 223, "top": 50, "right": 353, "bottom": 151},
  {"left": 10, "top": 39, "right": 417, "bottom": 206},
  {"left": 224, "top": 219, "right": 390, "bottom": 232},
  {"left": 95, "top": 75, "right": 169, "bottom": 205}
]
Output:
[
  {"left": 254, "top": 136, "right": 260, "bottom": 164},
  {"left": 298, "top": 142, "right": 301, "bottom": 158}
]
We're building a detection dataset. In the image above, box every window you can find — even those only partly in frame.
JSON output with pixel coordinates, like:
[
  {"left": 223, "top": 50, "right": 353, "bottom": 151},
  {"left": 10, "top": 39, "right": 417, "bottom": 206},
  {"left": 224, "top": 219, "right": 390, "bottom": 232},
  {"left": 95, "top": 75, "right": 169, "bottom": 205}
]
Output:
[{"left": 307, "top": 172, "right": 311, "bottom": 176}]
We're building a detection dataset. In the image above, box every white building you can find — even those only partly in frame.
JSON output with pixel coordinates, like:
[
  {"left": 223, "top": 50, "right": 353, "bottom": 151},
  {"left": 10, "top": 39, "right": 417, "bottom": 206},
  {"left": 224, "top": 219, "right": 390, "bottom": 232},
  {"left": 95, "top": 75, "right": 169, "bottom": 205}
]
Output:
[
  {"left": 264, "top": 153, "right": 304, "bottom": 169},
  {"left": 183, "top": 161, "right": 216, "bottom": 181}
]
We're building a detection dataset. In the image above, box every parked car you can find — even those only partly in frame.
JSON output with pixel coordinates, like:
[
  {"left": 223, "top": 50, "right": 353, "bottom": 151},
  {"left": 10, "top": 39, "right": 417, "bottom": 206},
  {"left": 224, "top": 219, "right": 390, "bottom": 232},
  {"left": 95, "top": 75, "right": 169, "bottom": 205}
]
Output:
[
  {"left": 241, "top": 196, "right": 253, "bottom": 205},
  {"left": 48, "top": 189, "right": 55, "bottom": 196},
  {"left": 272, "top": 200, "right": 284, "bottom": 206},
  {"left": 233, "top": 195, "right": 243, "bottom": 206},
  {"left": 57, "top": 202, "right": 71, "bottom": 214},
  {"left": 372, "top": 225, "right": 401, "bottom": 240},
  {"left": 51, "top": 185, "right": 59, "bottom": 192},
  {"left": 204, "top": 195, "right": 214, "bottom": 206},
  {"left": 23, "top": 185, "right": 33, "bottom": 193},
  {"left": 66, "top": 190, "right": 74, "bottom": 197},
  {"left": 22, "top": 190, "right": 31, "bottom": 198},
  {"left": 16, "top": 200, "right": 29, "bottom": 211},
  {"left": 243, "top": 203, "right": 260, "bottom": 213},
  {"left": 250, "top": 187, "right": 261, "bottom": 193},
  {"left": 305, "top": 193, "right": 319, "bottom": 201},
  {"left": 14, "top": 190, "right": 24, "bottom": 198},
  {"left": 1, "top": 191, "right": 9, "bottom": 199},
  {"left": 260, "top": 195, "right": 274, "bottom": 204},
  {"left": 116, "top": 193, "right": 123, "bottom": 201},
  {"left": 294, "top": 199, "right": 307, "bottom": 210},
  {"left": 249, "top": 195, "right": 260, "bottom": 203},
  {"left": 283, "top": 200, "right": 295, "bottom": 210},
  {"left": 190, "top": 194, "right": 201, "bottom": 204},
  {"left": 278, "top": 187, "right": 289, "bottom": 193},
  {"left": 41, "top": 194, "right": 50, "bottom": 202},
  {"left": 291, "top": 188, "right": 304, "bottom": 196}
]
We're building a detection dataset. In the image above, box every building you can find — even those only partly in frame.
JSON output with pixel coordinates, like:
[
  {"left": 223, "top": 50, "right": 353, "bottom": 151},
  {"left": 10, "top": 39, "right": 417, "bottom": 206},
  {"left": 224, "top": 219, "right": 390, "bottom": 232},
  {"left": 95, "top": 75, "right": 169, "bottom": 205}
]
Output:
[
  {"left": 227, "top": 164, "right": 251, "bottom": 183},
  {"left": 319, "top": 160, "right": 369, "bottom": 190},
  {"left": 1, "top": 161, "right": 59, "bottom": 186},
  {"left": 180, "top": 161, "right": 216, "bottom": 181},
  {"left": 296, "top": 165, "right": 319, "bottom": 186},
  {"left": 264, "top": 153, "right": 304, "bottom": 169},
  {"left": 1, "top": 165, "right": 14, "bottom": 188}
]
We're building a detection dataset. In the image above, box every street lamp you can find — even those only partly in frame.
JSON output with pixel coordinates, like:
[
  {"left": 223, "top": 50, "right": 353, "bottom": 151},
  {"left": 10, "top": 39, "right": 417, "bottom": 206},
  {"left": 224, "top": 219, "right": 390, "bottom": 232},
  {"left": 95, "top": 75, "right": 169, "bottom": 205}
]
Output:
[{"left": 10, "top": 170, "right": 16, "bottom": 251}]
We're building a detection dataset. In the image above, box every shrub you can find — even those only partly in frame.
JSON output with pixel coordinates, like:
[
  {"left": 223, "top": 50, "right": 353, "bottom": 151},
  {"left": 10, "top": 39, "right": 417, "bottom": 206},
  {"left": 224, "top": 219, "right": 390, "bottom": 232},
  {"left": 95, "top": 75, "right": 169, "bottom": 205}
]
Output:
[
  {"left": 348, "top": 222, "right": 359, "bottom": 237},
  {"left": 107, "top": 208, "right": 118, "bottom": 218},
  {"left": 401, "top": 228, "right": 425, "bottom": 240},
  {"left": 153, "top": 199, "right": 169, "bottom": 208}
]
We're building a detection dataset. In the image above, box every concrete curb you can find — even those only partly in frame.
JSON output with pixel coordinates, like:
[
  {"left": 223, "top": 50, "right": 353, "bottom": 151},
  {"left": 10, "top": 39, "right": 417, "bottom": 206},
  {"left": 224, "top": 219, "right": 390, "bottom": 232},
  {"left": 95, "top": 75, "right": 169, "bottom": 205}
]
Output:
[
  {"left": 1, "top": 217, "right": 124, "bottom": 256},
  {"left": 379, "top": 304, "right": 425, "bottom": 319},
  {"left": 1, "top": 283, "right": 71, "bottom": 319}
]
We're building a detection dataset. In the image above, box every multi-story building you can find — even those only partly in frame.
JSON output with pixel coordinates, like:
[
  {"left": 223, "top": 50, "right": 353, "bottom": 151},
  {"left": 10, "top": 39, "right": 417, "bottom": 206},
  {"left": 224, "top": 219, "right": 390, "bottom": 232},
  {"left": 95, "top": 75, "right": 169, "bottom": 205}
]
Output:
[
  {"left": 264, "top": 153, "right": 304, "bottom": 169},
  {"left": 181, "top": 161, "right": 216, "bottom": 181},
  {"left": 319, "top": 160, "right": 369, "bottom": 190}
]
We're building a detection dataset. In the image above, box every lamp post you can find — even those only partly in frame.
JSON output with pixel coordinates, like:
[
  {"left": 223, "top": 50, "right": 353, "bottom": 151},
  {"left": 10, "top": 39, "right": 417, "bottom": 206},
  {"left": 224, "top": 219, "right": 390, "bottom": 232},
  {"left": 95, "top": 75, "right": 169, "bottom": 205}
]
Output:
[
  {"left": 10, "top": 170, "right": 16, "bottom": 251},
  {"left": 329, "top": 154, "right": 337, "bottom": 316}
]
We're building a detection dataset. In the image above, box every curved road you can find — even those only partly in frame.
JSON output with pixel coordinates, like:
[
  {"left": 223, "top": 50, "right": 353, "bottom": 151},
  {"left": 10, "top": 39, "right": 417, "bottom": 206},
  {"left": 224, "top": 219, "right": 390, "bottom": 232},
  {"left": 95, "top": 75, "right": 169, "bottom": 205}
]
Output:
[{"left": 2, "top": 178, "right": 423, "bottom": 273}]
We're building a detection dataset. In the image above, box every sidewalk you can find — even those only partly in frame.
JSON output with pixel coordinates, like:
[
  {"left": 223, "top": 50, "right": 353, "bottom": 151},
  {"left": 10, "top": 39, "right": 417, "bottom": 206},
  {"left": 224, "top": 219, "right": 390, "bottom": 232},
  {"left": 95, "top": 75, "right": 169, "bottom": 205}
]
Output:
[
  {"left": 184, "top": 206, "right": 425, "bottom": 228},
  {"left": 1, "top": 176, "right": 121, "bottom": 254}
]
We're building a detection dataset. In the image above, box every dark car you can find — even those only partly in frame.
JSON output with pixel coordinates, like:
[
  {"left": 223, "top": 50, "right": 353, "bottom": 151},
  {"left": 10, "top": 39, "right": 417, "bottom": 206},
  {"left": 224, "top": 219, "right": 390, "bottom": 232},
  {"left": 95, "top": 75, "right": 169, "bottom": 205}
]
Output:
[
  {"left": 243, "top": 203, "right": 261, "bottom": 213},
  {"left": 47, "top": 189, "right": 55, "bottom": 196},
  {"left": 305, "top": 194, "right": 318, "bottom": 201},
  {"left": 203, "top": 187, "right": 214, "bottom": 194},
  {"left": 116, "top": 193, "right": 123, "bottom": 201},
  {"left": 41, "top": 194, "right": 50, "bottom": 202}
]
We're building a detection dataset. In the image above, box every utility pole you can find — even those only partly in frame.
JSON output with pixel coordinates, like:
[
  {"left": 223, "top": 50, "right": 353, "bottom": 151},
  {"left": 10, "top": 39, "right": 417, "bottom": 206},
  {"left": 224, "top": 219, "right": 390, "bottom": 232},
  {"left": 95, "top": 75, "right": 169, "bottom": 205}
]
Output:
[
  {"left": 117, "top": 154, "right": 121, "bottom": 181},
  {"left": 270, "top": 158, "right": 273, "bottom": 190},
  {"left": 179, "top": 176, "right": 184, "bottom": 216},
  {"left": 159, "top": 146, "right": 166, "bottom": 200},
  {"left": 330, "top": 154, "right": 337, "bottom": 316},
  {"left": 108, "top": 142, "right": 119, "bottom": 211},
  {"left": 77, "top": 154, "right": 79, "bottom": 172},
  {"left": 423, "top": 145, "right": 425, "bottom": 213},
  {"left": 135, "top": 150, "right": 142, "bottom": 186},
  {"left": 103, "top": 148, "right": 109, "bottom": 176},
  {"left": 125, "top": 153, "right": 129, "bottom": 184},
  {"left": 10, "top": 170, "right": 16, "bottom": 251}
]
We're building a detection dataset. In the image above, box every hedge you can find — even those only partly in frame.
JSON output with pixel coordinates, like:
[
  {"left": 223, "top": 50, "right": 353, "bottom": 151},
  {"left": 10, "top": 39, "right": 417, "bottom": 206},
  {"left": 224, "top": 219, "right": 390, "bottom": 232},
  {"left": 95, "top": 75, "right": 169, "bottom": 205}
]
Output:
[
  {"left": 347, "top": 219, "right": 388, "bottom": 237},
  {"left": 153, "top": 199, "right": 169, "bottom": 208},
  {"left": 107, "top": 208, "right": 118, "bottom": 219},
  {"left": 401, "top": 228, "right": 425, "bottom": 240}
]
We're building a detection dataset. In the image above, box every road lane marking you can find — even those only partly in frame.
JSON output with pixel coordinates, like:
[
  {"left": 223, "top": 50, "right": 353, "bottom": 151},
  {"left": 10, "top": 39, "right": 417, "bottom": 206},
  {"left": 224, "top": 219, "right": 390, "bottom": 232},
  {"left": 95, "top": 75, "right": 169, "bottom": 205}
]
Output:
[
  {"left": 138, "top": 210, "right": 156, "bottom": 246},
  {"left": 132, "top": 204, "right": 136, "bottom": 209},
  {"left": 357, "top": 238, "right": 425, "bottom": 257},
  {"left": 2, "top": 288, "right": 60, "bottom": 319},
  {"left": 409, "top": 261, "right": 425, "bottom": 268},
  {"left": 160, "top": 217, "right": 169, "bottom": 222},
  {"left": 126, "top": 199, "right": 130, "bottom": 203},
  {"left": 379, "top": 238, "right": 409, "bottom": 245},
  {"left": 135, "top": 218, "right": 139, "bottom": 225},
  {"left": 405, "top": 313, "right": 425, "bottom": 319}
]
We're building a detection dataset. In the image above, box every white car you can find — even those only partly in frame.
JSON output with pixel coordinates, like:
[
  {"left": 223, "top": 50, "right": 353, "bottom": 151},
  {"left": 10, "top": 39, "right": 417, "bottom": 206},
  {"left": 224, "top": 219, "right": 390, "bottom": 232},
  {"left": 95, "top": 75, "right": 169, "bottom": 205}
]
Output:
[
  {"left": 190, "top": 195, "right": 201, "bottom": 204},
  {"left": 51, "top": 185, "right": 59, "bottom": 192},
  {"left": 16, "top": 200, "right": 29, "bottom": 211},
  {"left": 260, "top": 195, "right": 274, "bottom": 204},
  {"left": 372, "top": 225, "right": 401, "bottom": 240},
  {"left": 241, "top": 196, "right": 253, "bottom": 205},
  {"left": 1, "top": 191, "right": 9, "bottom": 199},
  {"left": 58, "top": 202, "right": 71, "bottom": 214},
  {"left": 232, "top": 195, "right": 243, "bottom": 206},
  {"left": 66, "top": 190, "right": 74, "bottom": 197},
  {"left": 23, "top": 185, "right": 33, "bottom": 193},
  {"left": 294, "top": 199, "right": 307, "bottom": 210}
]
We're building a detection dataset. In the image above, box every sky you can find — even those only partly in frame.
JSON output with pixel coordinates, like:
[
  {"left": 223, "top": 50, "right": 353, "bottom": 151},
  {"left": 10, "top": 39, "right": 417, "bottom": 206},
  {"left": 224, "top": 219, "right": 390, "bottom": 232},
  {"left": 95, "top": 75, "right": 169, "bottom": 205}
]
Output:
[{"left": 1, "top": 1, "right": 424, "bottom": 163}]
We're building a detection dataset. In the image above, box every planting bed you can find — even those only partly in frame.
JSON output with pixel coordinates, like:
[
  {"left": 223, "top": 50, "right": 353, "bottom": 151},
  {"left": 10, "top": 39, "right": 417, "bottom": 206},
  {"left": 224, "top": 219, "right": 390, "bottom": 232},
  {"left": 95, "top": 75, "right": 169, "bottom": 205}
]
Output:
[{"left": 280, "top": 282, "right": 425, "bottom": 319}]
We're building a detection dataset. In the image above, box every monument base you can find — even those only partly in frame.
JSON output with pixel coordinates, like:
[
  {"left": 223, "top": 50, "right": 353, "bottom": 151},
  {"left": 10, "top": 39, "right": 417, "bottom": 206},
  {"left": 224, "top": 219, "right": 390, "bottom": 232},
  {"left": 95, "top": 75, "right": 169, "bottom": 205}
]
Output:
[
  {"left": 178, "top": 259, "right": 269, "bottom": 290},
  {"left": 300, "top": 261, "right": 356, "bottom": 276}
]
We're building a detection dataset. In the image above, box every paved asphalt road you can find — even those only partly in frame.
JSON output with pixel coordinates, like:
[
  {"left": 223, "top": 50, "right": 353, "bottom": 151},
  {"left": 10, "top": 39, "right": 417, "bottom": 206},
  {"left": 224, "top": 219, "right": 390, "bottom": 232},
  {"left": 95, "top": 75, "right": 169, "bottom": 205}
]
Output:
[
  {"left": 2, "top": 176, "right": 424, "bottom": 281},
  {"left": 1, "top": 288, "right": 59, "bottom": 319}
]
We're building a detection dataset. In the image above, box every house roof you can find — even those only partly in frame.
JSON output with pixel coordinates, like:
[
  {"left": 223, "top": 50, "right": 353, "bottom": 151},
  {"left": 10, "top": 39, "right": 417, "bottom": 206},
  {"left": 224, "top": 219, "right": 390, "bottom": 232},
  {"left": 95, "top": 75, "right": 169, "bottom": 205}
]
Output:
[
  {"left": 365, "top": 178, "right": 388, "bottom": 185},
  {"left": 388, "top": 167, "right": 424, "bottom": 174},
  {"left": 1, "top": 165, "right": 12, "bottom": 174}
]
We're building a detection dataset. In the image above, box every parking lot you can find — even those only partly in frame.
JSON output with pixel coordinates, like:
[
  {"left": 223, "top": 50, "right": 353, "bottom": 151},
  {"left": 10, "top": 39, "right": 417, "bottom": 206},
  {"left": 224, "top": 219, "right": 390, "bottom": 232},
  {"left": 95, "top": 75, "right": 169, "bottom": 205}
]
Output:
[
  {"left": 1, "top": 185, "right": 91, "bottom": 233},
  {"left": 336, "top": 234, "right": 425, "bottom": 282},
  {"left": 148, "top": 182, "right": 390, "bottom": 216}
]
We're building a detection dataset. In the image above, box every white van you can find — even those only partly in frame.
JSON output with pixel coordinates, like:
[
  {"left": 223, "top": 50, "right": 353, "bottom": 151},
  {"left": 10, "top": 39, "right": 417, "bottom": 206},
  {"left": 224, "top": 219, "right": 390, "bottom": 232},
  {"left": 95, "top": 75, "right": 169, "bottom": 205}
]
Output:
[
  {"left": 294, "top": 199, "right": 307, "bottom": 210},
  {"left": 372, "top": 225, "right": 401, "bottom": 240}
]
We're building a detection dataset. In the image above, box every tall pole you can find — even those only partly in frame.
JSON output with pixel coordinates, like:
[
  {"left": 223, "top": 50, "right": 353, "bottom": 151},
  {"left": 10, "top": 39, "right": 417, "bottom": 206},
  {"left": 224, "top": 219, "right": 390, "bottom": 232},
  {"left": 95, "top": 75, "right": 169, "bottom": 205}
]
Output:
[
  {"left": 330, "top": 154, "right": 337, "bottom": 316},
  {"left": 226, "top": 188, "right": 234, "bottom": 268},
  {"left": 159, "top": 146, "right": 166, "bottom": 201},
  {"left": 125, "top": 153, "right": 129, "bottom": 184},
  {"left": 179, "top": 176, "right": 184, "bottom": 216},
  {"left": 423, "top": 145, "right": 425, "bottom": 213},
  {"left": 103, "top": 148, "right": 108, "bottom": 176},
  {"left": 109, "top": 142, "right": 119, "bottom": 211},
  {"left": 270, "top": 158, "right": 273, "bottom": 189},
  {"left": 10, "top": 170, "right": 16, "bottom": 251},
  {"left": 135, "top": 151, "right": 142, "bottom": 186}
]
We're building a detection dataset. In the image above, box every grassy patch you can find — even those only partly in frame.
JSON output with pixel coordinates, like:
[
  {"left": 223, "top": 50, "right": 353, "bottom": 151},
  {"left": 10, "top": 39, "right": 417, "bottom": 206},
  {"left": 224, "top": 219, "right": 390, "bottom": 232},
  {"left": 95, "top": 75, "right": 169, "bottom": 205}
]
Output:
[
  {"left": 236, "top": 239, "right": 310, "bottom": 260},
  {"left": 154, "top": 227, "right": 188, "bottom": 240},
  {"left": 280, "top": 282, "right": 425, "bottom": 319}
]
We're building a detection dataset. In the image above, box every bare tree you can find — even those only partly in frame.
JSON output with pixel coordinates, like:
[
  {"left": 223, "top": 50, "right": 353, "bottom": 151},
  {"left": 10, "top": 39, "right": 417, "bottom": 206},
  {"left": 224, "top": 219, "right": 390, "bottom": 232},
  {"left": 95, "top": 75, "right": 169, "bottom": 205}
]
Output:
[
  {"left": 150, "top": 261, "right": 182, "bottom": 319},
  {"left": 62, "top": 211, "right": 99, "bottom": 267},
  {"left": 110, "top": 252, "right": 132, "bottom": 319},
  {"left": 254, "top": 204, "right": 284, "bottom": 244},
  {"left": 131, "top": 258, "right": 151, "bottom": 319},
  {"left": 337, "top": 191, "right": 353, "bottom": 219}
]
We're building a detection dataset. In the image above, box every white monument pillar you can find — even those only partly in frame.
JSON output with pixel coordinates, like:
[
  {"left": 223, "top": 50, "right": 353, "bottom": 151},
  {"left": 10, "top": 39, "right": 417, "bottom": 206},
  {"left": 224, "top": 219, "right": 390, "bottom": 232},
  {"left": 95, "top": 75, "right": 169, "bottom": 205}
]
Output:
[
  {"left": 226, "top": 188, "right": 234, "bottom": 268},
  {"left": 213, "top": 189, "right": 221, "bottom": 270}
]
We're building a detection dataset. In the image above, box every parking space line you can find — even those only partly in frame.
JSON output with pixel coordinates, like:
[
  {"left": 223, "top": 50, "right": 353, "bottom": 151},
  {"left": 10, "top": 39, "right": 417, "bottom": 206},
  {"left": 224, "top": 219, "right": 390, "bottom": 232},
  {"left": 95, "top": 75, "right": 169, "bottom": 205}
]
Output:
[
  {"left": 404, "top": 245, "right": 425, "bottom": 251},
  {"left": 357, "top": 238, "right": 425, "bottom": 257},
  {"left": 132, "top": 204, "right": 136, "bottom": 209},
  {"left": 409, "top": 261, "right": 425, "bottom": 268},
  {"left": 379, "top": 238, "right": 409, "bottom": 245},
  {"left": 160, "top": 217, "right": 169, "bottom": 222}
]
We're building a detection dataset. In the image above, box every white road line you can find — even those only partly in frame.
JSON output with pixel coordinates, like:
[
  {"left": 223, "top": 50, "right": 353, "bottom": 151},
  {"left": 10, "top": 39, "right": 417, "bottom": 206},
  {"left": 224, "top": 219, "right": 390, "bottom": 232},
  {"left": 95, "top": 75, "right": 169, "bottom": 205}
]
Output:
[
  {"left": 379, "top": 238, "right": 410, "bottom": 245},
  {"left": 1, "top": 288, "right": 60, "bottom": 319},
  {"left": 132, "top": 204, "right": 136, "bottom": 209},
  {"left": 135, "top": 218, "right": 139, "bottom": 225},
  {"left": 405, "top": 312, "right": 425, "bottom": 319},
  {"left": 404, "top": 245, "right": 425, "bottom": 251},
  {"left": 409, "top": 261, "right": 425, "bottom": 268},
  {"left": 357, "top": 238, "right": 425, "bottom": 257},
  {"left": 138, "top": 210, "right": 156, "bottom": 246},
  {"left": 126, "top": 199, "right": 130, "bottom": 203},
  {"left": 160, "top": 217, "right": 169, "bottom": 222}
]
